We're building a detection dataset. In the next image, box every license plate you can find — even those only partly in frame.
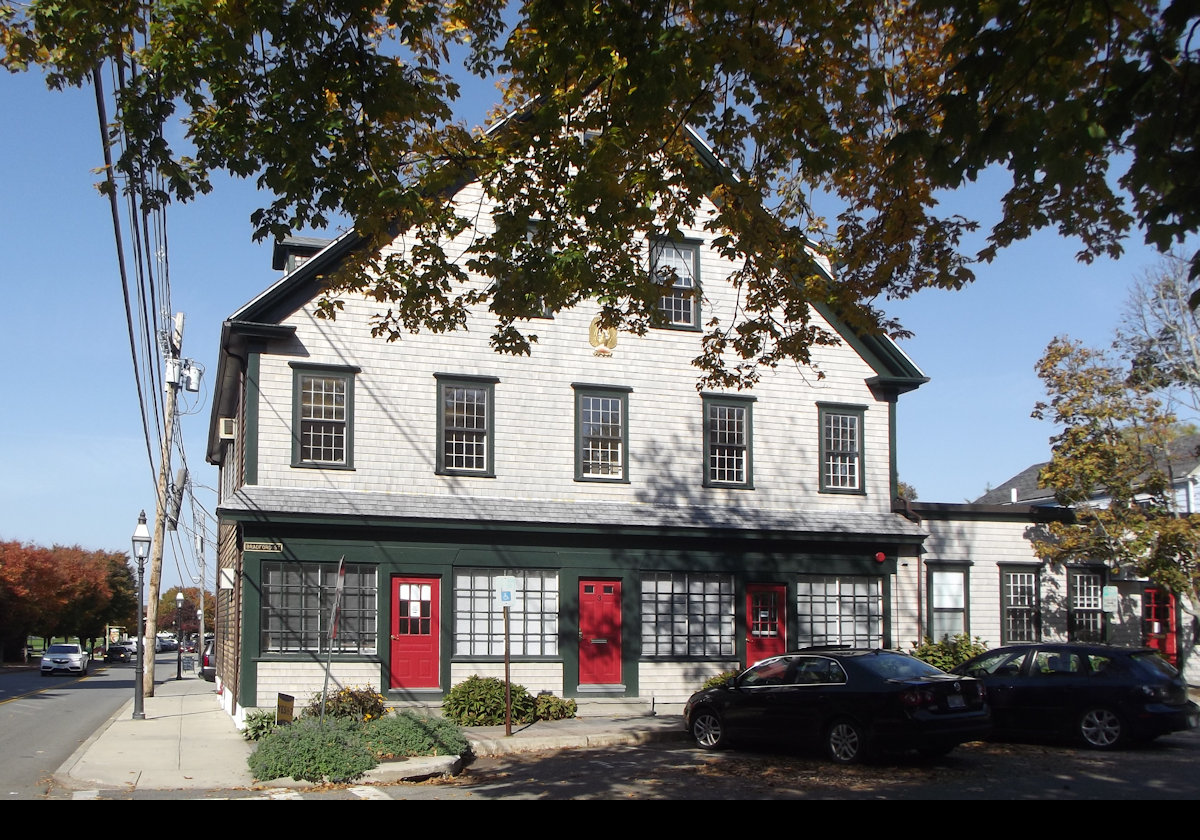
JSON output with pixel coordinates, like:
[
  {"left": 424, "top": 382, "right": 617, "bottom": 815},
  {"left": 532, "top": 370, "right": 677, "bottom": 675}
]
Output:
[{"left": 946, "top": 695, "right": 965, "bottom": 709}]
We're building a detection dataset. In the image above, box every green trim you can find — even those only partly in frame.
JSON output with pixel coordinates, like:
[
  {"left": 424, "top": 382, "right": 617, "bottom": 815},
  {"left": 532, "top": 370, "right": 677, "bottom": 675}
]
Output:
[
  {"left": 818, "top": 403, "right": 867, "bottom": 495},
  {"left": 999, "top": 564, "right": 1043, "bottom": 644},
  {"left": 434, "top": 374, "right": 497, "bottom": 478},
  {"left": 572, "top": 385, "right": 631, "bottom": 483},
  {"left": 702, "top": 394, "right": 755, "bottom": 489},
  {"left": 290, "top": 364, "right": 356, "bottom": 470},
  {"left": 925, "top": 562, "right": 972, "bottom": 642},
  {"left": 244, "top": 350, "right": 261, "bottom": 486}
]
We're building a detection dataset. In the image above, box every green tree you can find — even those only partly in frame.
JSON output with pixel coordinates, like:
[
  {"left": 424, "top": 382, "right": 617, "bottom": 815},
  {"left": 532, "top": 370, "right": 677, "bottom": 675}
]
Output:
[
  {"left": 2, "top": 2, "right": 1196, "bottom": 385},
  {"left": 1031, "top": 337, "right": 1200, "bottom": 624}
]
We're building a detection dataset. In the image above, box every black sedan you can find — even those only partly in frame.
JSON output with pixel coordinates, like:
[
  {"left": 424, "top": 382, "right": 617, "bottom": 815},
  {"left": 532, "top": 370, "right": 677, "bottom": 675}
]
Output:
[
  {"left": 103, "top": 645, "right": 131, "bottom": 663},
  {"left": 951, "top": 643, "right": 1199, "bottom": 749},
  {"left": 683, "top": 649, "right": 990, "bottom": 763}
]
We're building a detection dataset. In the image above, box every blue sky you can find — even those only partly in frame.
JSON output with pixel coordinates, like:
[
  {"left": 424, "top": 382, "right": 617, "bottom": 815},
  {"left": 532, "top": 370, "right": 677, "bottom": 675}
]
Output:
[{"left": 0, "top": 66, "right": 1183, "bottom": 592}]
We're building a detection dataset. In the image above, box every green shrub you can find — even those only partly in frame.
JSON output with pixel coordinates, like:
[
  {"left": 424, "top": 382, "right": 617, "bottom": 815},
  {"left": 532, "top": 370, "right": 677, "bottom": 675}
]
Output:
[
  {"left": 910, "top": 634, "right": 989, "bottom": 671},
  {"left": 534, "top": 692, "right": 577, "bottom": 721},
  {"left": 242, "top": 709, "right": 280, "bottom": 742},
  {"left": 247, "top": 716, "right": 377, "bottom": 783},
  {"left": 701, "top": 668, "right": 742, "bottom": 690},
  {"left": 362, "top": 711, "right": 471, "bottom": 759},
  {"left": 443, "top": 675, "right": 537, "bottom": 726},
  {"left": 304, "top": 685, "right": 388, "bottom": 721}
]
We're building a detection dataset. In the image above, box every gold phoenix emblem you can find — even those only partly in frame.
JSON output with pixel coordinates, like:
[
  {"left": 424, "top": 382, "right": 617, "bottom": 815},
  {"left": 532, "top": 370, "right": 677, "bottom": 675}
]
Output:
[{"left": 589, "top": 316, "right": 618, "bottom": 357}]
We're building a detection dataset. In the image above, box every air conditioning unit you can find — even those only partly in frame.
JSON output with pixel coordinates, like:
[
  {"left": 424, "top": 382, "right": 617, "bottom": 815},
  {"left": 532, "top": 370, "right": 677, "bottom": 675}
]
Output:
[{"left": 218, "top": 417, "right": 237, "bottom": 440}]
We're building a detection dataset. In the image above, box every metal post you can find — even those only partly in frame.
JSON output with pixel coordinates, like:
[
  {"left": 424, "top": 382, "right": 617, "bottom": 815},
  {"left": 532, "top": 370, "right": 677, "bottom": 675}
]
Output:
[
  {"left": 131, "top": 510, "right": 151, "bottom": 720},
  {"left": 175, "top": 591, "right": 184, "bottom": 680}
]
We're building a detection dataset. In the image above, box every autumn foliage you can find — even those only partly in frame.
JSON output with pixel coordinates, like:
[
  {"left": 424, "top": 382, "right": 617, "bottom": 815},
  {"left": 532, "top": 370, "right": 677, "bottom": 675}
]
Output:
[{"left": 0, "top": 540, "right": 136, "bottom": 661}]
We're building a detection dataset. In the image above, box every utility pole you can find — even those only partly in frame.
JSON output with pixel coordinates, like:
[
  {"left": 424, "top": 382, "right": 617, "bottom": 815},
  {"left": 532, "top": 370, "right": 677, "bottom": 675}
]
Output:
[{"left": 142, "top": 312, "right": 184, "bottom": 699}]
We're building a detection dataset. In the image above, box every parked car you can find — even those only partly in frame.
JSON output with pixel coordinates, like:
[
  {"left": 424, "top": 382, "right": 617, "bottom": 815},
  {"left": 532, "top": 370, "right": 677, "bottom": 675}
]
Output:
[
  {"left": 200, "top": 640, "right": 215, "bottom": 681},
  {"left": 40, "top": 643, "right": 89, "bottom": 677},
  {"left": 683, "top": 649, "right": 990, "bottom": 763},
  {"left": 951, "top": 643, "right": 1200, "bottom": 749},
  {"left": 104, "top": 645, "right": 131, "bottom": 663}
]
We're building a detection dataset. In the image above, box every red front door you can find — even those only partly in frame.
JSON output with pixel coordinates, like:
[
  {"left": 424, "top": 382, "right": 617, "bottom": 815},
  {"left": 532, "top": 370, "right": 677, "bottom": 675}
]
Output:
[
  {"left": 579, "top": 579, "right": 622, "bottom": 685},
  {"left": 389, "top": 577, "right": 439, "bottom": 689},
  {"left": 746, "top": 583, "right": 787, "bottom": 664}
]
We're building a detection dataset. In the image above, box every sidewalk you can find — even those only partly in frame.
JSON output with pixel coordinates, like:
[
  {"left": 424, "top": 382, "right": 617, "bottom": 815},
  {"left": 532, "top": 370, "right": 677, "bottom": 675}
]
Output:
[{"left": 55, "top": 671, "right": 686, "bottom": 791}]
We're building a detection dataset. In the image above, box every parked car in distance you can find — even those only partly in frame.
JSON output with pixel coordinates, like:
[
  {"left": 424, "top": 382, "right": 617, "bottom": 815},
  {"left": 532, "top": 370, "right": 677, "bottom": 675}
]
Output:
[
  {"left": 683, "top": 649, "right": 990, "bottom": 763},
  {"left": 104, "top": 645, "right": 131, "bottom": 663},
  {"left": 41, "top": 643, "right": 89, "bottom": 677},
  {"left": 951, "top": 643, "right": 1200, "bottom": 749},
  {"left": 200, "top": 640, "right": 215, "bottom": 681}
]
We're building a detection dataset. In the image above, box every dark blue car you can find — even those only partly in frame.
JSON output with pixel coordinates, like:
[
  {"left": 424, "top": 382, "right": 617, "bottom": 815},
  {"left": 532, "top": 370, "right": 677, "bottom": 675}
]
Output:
[{"left": 952, "top": 643, "right": 1199, "bottom": 749}]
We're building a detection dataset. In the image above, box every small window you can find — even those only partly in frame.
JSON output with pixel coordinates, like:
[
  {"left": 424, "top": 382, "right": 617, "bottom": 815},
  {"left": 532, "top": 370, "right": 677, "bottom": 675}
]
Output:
[
  {"left": 703, "top": 395, "right": 754, "bottom": 488},
  {"left": 435, "top": 375, "right": 497, "bottom": 476},
  {"left": 291, "top": 364, "right": 357, "bottom": 468},
  {"left": 573, "top": 384, "right": 631, "bottom": 482},
  {"left": 819, "top": 404, "right": 865, "bottom": 493},
  {"left": 651, "top": 240, "right": 700, "bottom": 328},
  {"left": 1069, "top": 569, "right": 1106, "bottom": 642}
]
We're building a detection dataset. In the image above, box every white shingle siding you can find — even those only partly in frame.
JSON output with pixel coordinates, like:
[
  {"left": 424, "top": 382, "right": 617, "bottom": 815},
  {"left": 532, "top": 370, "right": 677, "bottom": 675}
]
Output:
[
  {"left": 251, "top": 187, "right": 895, "bottom": 516},
  {"left": 449, "top": 662, "right": 564, "bottom": 697},
  {"left": 255, "top": 661, "right": 382, "bottom": 708},
  {"left": 639, "top": 660, "right": 741, "bottom": 708}
]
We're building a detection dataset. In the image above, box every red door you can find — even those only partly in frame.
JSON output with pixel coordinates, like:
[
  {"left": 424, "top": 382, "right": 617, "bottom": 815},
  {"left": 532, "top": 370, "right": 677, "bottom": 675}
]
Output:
[
  {"left": 389, "top": 577, "right": 439, "bottom": 689},
  {"left": 746, "top": 583, "right": 787, "bottom": 664},
  {"left": 579, "top": 579, "right": 622, "bottom": 685}
]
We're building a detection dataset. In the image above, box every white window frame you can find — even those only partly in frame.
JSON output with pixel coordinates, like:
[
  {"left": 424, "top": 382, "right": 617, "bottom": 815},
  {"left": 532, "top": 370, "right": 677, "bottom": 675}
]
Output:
[
  {"left": 453, "top": 569, "right": 559, "bottom": 657},
  {"left": 796, "top": 575, "right": 883, "bottom": 648},
  {"left": 651, "top": 239, "right": 700, "bottom": 328},
  {"left": 641, "top": 572, "right": 736, "bottom": 658}
]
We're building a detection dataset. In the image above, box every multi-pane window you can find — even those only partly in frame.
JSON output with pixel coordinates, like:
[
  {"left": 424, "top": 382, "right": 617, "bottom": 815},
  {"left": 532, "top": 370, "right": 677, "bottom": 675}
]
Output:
[
  {"left": 641, "top": 572, "right": 736, "bottom": 657},
  {"left": 394, "top": 582, "right": 432, "bottom": 636},
  {"left": 260, "top": 562, "right": 377, "bottom": 654},
  {"left": 651, "top": 240, "right": 700, "bottom": 328},
  {"left": 928, "top": 567, "right": 968, "bottom": 640},
  {"left": 795, "top": 575, "right": 883, "bottom": 648},
  {"left": 293, "top": 366, "right": 355, "bottom": 467},
  {"left": 1001, "top": 567, "right": 1040, "bottom": 643},
  {"left": 1069, "top": 569, "right": 1106, "bottom": 642},
  {"left": 436, "top": 375, "right": 496, "bottom": 476},
  {"left": 453, "top": 569, "right": 559, "bottom": 656},
  {"left": 819, "top": 404, "right": 864, "bottom": 492},
  {"left": 704, "top": 396, "right": 753, "bottom": 487},
  {"left": 574, "top": 385, "right": 630, "bottom": 481}
]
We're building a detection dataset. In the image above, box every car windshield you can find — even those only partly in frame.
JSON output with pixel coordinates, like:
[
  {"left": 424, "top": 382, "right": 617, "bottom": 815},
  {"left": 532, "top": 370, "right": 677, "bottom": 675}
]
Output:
[
  {"left": 855, "top": 652, "right": 944, "bottom": 680},
  {"left": 46, "top": 645, "right": 78, "bottom": 654},
  {"left": 1130, "top": 651, "right": 1179, "bottom": 678}
]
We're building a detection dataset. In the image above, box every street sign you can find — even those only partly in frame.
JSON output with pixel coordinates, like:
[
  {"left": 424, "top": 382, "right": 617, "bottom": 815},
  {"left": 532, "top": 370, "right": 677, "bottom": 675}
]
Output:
[{"left": 495, "top": 575, "right": 518, "bottom": 609}]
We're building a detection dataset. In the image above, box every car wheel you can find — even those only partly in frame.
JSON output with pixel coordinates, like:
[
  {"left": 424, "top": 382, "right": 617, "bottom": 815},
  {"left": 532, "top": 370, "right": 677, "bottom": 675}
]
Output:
[
  {"left": 690, "top": 708, "right": 726, "bottom": 750},
  {"left": 1078, "top": 707, "right": 1124, "bottom": 749},
  {"left": 826, "top": 719, "right": 869, "bottom": 764}
]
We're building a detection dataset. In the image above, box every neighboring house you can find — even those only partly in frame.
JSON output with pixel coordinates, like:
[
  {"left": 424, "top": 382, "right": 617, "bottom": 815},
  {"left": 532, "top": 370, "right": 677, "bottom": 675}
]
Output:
[
  {"left": 205, "top": 128, "right": 940, "bottom": 719},
  {"left": 906, "top": 438, "right": 1200, "bottom": 684}
]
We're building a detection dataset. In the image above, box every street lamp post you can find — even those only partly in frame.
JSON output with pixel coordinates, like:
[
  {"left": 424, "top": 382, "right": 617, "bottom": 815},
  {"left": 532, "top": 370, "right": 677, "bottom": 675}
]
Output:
[
  {"left": 131, "top": 511, "right": 151, "bottom": 720},
  {"left": 175, "top": 590, "right": 184, "bottom": 680}
]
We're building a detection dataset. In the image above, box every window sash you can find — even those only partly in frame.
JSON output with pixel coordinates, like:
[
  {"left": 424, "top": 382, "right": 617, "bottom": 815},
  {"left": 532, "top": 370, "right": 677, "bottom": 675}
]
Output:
[
  {"left": 577, "top": 392, "right": 626, "bottom": 479},
  {"left": 453, "top": 569, "right": 559, "bottom": 657},
  {"left": 299, "top": 375, "right": 348, "bottom": 464},
  {"left": 652, "top": 241, "right": 698, "bottom": 327},
  {"left": 440, "top": 383, "right": 490, "bottom": 473},
  {"left": 260, "top": 562, "right": 377, "bottom": 654},
  {"left": 1001, "top": 569, "right": 1040, "bottom": 644},
  {"left": 705, "top": 400, "right": 751, "bottom": 486},
  {"left": 929, "top": 569, "right": 967, "bottom": 640},
  {"left": 1069, "top": 570, "right": 1106, "bottom": 642},
  {"left": 820, "top": 408, "right": 862, "bottom": 491},
  {"left": 641, "top": 572, "right": 735, "bottom": 657}
]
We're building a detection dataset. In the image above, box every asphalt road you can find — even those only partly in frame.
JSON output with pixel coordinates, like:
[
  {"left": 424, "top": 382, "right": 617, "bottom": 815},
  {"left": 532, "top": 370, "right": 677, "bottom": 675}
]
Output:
[{"left": 0, "top": 655, "right": 172, "bottom": 799}]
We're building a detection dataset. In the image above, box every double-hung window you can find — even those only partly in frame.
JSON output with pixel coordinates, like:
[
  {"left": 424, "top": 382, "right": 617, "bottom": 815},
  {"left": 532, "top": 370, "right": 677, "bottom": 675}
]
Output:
[
  {"left": 1001, "top": 566, "right": 1040, "bottom": 644},
  {"left": 927, "top": 564, "right": 969, "bottom": 641},
  {"left": 819, "top": 403, "right": 864, "bottom": 493},
  {"left": 435, "top": 374, "right": 497, "bottom": 476},
  {"left": 703, "top": 395, "right": 754, "bottom": 488},
  {"left": 641, "top": 572, "right": 736, "bottom": 657},
  {"left": 260, "top": 561, "right": 377, "bottom": 654},
  {"left": 651, "top": 239, "right": 700, "bottom": 328},
  {"left": 573, "top": 384, "right": 630, "bottom": 481},
  {"left": 1068, "top": 568, "right": 1106, "bottom": 642},
  {"left": 291, "top": 363, "right": 357, "bottom": 468}
]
